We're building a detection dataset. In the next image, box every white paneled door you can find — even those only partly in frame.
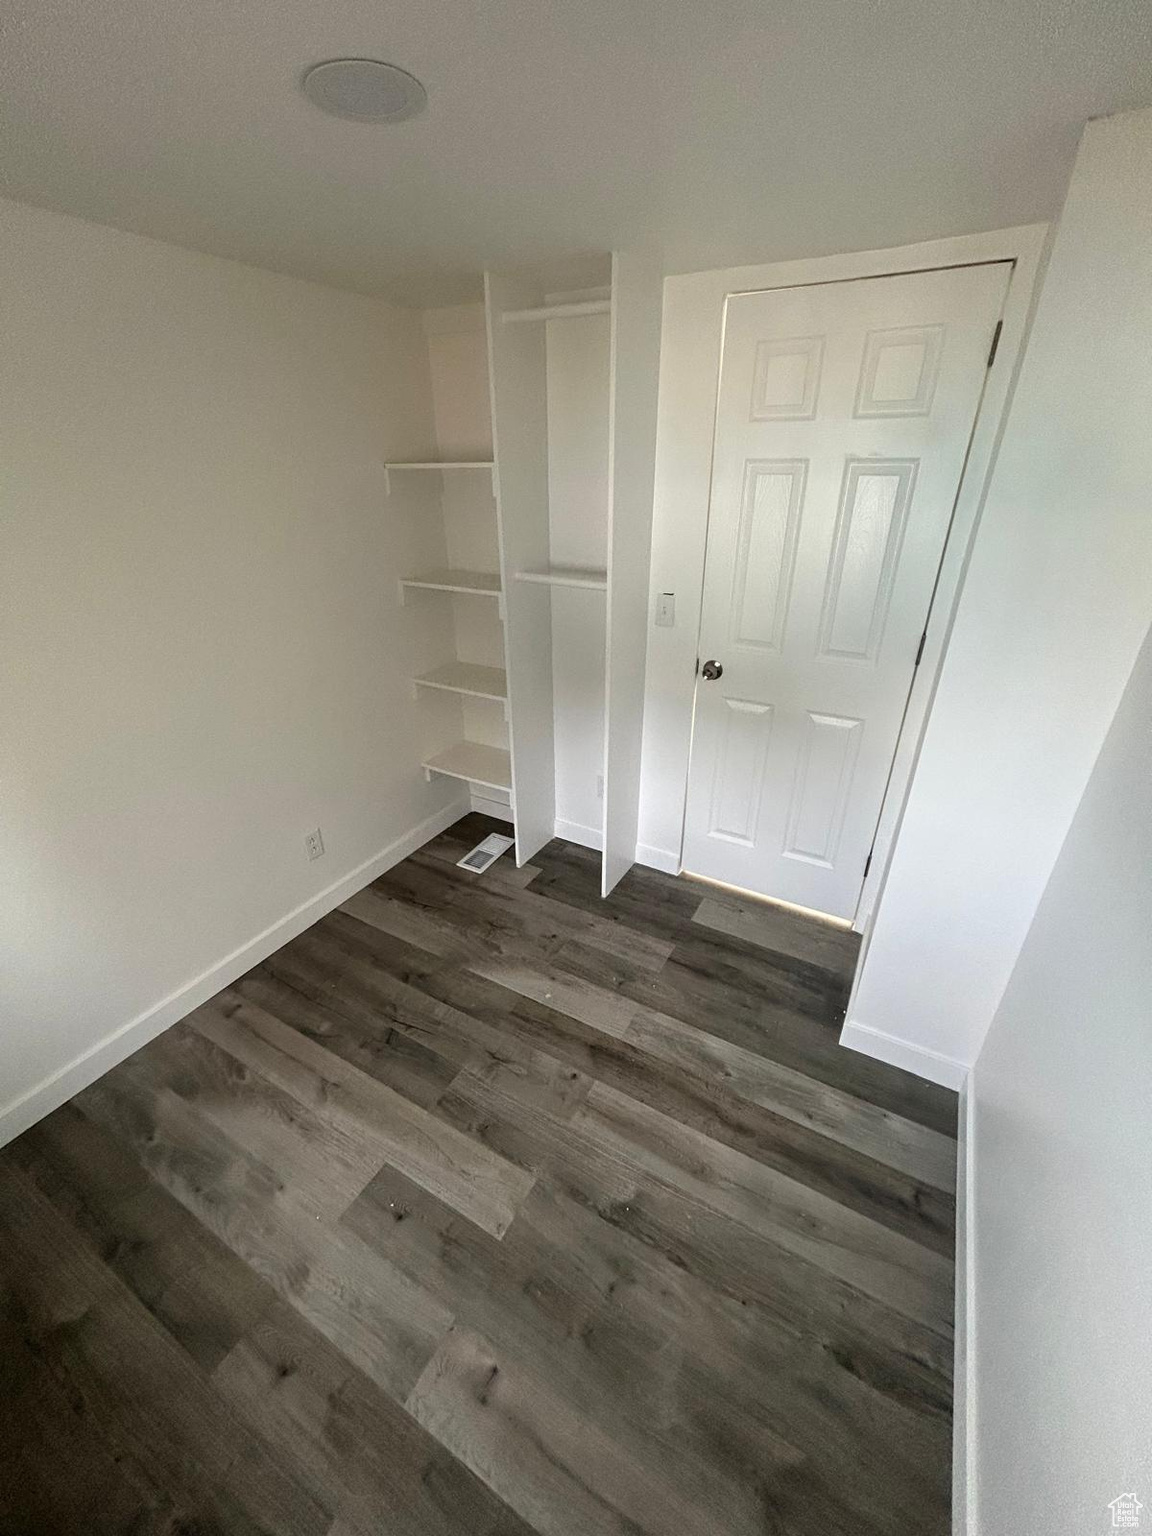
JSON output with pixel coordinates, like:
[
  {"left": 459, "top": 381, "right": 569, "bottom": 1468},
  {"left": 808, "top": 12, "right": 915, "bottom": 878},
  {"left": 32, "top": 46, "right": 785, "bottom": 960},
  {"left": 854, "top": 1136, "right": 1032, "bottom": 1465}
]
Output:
[{"left": 682, "top": 263, "right": 1011, "bottom": 919}]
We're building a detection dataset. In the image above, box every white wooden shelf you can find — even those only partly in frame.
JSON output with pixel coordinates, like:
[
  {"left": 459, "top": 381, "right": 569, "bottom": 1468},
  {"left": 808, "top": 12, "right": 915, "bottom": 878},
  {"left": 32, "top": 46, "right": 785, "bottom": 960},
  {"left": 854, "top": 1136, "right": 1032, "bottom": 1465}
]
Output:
[
  {"left": 401, "top": 568, "right": 502, "bottom": 597},
  {"left": 421, "top": 741, "right": 512, "bottom": 792},
  {"left": 514, "top": 566, "right": 608, "bottom": 591},
  {"left": 385, "top": 461, "right": 497, "bottom": 497},
  {"left": 502, "top": 299, "right": 611, "bottom": 324},
  {"left": 414, "top": 661, "right": 508, "bottom": 701}
]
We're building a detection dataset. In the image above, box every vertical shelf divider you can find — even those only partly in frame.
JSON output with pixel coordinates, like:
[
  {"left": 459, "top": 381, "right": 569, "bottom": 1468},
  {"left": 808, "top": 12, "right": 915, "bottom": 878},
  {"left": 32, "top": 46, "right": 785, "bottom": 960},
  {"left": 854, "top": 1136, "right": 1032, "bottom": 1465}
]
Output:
[
  {"left": 601, "top": 251, "right": 665, "bottom": 897},
  {"left": 484, "top": 270, "right": 556, "bottom": 867}
]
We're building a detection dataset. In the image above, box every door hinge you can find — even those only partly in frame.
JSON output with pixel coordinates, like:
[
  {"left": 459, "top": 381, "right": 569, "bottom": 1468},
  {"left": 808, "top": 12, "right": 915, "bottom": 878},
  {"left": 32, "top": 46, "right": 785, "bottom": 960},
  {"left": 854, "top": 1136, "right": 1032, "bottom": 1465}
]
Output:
[
  {"left": 914, "top": 630, "right": 927, "bottom": 667},
  {"left": 987, "top": 320, "right": 1003, "bottom": 368},
  {"left": 694, "top": 656, "right": 700, "bottom": 677},
  {"left": 863, "top": 852, "right": 873, "bottom": 880}
]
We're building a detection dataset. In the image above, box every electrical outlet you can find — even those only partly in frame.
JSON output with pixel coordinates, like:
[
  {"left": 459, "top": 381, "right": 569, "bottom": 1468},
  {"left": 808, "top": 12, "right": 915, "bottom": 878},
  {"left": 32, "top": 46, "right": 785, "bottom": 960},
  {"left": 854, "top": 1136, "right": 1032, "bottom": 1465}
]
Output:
[
  {"left": 596, "top": 774, "right": 604, "bottom": 800},
  {"left": 305, "top": 828, "right": 325, "bottom": 862}
]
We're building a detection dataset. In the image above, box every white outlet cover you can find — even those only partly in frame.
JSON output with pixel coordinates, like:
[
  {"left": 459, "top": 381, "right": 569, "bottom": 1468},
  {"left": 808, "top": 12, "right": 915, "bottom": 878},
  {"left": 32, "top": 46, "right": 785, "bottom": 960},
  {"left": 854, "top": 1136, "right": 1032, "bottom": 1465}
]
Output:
[{"left": 457, "top": 833, "right": 514, "bottom": 873}]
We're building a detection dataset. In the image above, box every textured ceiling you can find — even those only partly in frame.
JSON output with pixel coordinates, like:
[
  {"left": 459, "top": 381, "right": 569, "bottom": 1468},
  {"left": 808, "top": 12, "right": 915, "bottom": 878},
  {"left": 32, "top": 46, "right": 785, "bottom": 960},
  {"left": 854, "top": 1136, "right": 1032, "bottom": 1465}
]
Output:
[{"left": 1, "top": 0, "right": 1150, "bottom": 304}]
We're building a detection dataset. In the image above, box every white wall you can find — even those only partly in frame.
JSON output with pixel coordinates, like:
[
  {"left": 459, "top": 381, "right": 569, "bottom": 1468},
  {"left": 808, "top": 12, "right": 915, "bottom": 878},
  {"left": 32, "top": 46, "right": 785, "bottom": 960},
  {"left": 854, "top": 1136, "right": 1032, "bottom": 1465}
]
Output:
[
  {"left": 966, "top": 616, "right": 1152, "bottom": 1533},
  {"left": 0, "top": 197, "right": 466, "bottom": 1141},
  {"left": 846, "top": 107, "right": 1152, "bottom": 1083}
]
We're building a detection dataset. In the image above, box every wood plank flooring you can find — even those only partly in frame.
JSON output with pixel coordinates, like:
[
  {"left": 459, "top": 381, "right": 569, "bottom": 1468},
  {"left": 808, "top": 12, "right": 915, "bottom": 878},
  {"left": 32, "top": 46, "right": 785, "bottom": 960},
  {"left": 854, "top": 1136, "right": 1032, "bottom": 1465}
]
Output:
[{"left": 0, "top": 813, "right": 958, "bottom": 1536}]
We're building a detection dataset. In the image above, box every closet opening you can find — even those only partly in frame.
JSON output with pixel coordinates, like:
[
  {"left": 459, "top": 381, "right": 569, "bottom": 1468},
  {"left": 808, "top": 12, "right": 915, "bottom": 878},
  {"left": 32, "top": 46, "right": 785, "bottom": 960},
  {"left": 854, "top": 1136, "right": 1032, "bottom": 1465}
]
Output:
[{"left": 395, "top": 252, "right": 663, "bottom": 898}]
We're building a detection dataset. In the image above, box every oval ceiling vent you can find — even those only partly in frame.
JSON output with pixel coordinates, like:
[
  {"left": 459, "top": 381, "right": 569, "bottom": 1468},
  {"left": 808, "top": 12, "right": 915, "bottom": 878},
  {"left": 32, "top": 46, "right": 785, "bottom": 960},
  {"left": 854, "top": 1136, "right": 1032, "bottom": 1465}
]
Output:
[{"left": 301, "top": 59, "right": 427, "bottom": 123}]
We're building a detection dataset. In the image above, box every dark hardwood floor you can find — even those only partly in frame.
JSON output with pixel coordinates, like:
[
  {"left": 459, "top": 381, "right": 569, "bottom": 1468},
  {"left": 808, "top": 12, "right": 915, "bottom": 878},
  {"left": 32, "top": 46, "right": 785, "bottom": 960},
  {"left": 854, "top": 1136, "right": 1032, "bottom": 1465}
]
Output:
[{"left": 0, "top": 814, "right": 957, "bottom": 1535}]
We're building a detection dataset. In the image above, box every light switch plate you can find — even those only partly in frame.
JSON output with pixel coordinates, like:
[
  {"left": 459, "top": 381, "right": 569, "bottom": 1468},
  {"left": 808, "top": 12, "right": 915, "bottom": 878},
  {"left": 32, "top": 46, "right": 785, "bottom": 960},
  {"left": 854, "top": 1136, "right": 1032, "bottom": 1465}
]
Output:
[{"left": 655, "top": 591, "right": 676, "bottom": 628}]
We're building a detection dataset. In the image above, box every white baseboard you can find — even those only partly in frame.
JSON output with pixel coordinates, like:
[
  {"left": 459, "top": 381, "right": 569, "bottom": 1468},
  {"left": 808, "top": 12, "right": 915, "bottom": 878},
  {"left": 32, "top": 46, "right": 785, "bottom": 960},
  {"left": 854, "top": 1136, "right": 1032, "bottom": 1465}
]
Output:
[
  {"left": 470, "top": 790, "right": 513, "bottom": 822},
  {"left": 635, "top": 842, "right": 680, "bottom": 875},
  {"left": 554, "top": 817, "right": 603, "bottom": 851},
  {"left": 0, "top": 798, "right": 468, "bottom": 1150},
  {"left": 953, "top": 1079, "right": 977, "bottom": 1535},
  {"left": 839, "top": 1018, "right": 969, "bottom": 1091}
]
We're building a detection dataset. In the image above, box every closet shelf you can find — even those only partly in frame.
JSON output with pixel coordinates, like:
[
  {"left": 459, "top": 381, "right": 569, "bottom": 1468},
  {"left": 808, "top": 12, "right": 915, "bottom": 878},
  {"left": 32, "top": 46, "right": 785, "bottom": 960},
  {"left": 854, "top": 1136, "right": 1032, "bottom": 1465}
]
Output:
[
  {"left": 401, "top": 568, "right": 502, "bottom": 597},
  {"left": 502, "top": 299, "right": 611, "bottom": 324},
  {"left": 414, "top": 661, "right": 507, "bottom": 701},
  {"left": 422, "top": 741, "right": 512, "bottom": 793},
  {"left": 386, "top": 460, "right": 494, "bottom": 470},
  {"left": 514, "top": 567, "right": 608, "bottom": 591}
]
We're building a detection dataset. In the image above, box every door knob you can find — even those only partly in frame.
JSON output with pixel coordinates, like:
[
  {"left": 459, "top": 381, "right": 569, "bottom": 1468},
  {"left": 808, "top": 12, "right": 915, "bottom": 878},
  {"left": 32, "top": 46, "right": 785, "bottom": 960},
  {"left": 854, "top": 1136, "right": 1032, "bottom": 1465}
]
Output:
[{"left": 701, "top": 659, "right": 723, "bottom": 680}]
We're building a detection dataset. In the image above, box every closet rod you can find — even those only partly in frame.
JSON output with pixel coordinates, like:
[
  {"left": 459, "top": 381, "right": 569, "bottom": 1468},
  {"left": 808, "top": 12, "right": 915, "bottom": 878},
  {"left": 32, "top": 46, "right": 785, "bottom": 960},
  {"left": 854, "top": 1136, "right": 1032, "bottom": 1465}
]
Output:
[{"left": 502, "top": 298, "right": 611, "bottom": 324}]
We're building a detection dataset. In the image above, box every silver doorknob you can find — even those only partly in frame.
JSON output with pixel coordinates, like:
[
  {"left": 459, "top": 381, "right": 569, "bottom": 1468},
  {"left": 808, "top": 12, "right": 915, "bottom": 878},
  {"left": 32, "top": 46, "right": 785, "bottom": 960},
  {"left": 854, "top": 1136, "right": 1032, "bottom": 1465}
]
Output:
[{"left": 701, "top": 659, "right": 723, "bottom": 680}]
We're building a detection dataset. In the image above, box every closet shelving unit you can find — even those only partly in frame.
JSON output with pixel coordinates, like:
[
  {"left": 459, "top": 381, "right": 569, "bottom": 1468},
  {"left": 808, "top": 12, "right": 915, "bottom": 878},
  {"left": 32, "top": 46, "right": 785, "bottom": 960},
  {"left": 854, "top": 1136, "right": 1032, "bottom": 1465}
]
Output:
[
  {"left": 392, "top": 420, "right": 510, "bottom": 793},
  {"left": 397, "top": 252, "right": 663, "bottom": 895}
]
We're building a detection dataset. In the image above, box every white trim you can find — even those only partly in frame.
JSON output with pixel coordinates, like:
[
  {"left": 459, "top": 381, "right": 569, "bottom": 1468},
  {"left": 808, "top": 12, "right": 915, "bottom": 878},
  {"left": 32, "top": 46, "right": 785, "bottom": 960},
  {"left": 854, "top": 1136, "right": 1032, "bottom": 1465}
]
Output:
[
  {"left": 0, "top": 798, "right": 468, "bottom": 1149},
  {"left": 851, "top": 228, "right": 1049, "bottom": 934},
  {"left": 635, "top": 842, "right": 681, "bottom": 874},
  {"left": 554, "top": 817, "right": 604, "bottom": 851},
  {"left": 839, "top": 1017, "right": 968, "bottom": 1090},
  {"left": 675, "top": 227, "right": 1045, "bottom": 297},
  {"left": 953, "top": 1079, "right": 978, "bottom": 1535}
]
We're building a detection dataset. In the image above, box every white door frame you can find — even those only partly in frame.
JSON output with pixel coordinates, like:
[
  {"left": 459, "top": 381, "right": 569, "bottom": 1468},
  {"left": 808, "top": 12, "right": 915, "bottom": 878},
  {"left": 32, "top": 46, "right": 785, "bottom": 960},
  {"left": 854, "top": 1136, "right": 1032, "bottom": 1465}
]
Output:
[{"left": 640, "top": 224, "right": 1049, "bottom": 931}]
